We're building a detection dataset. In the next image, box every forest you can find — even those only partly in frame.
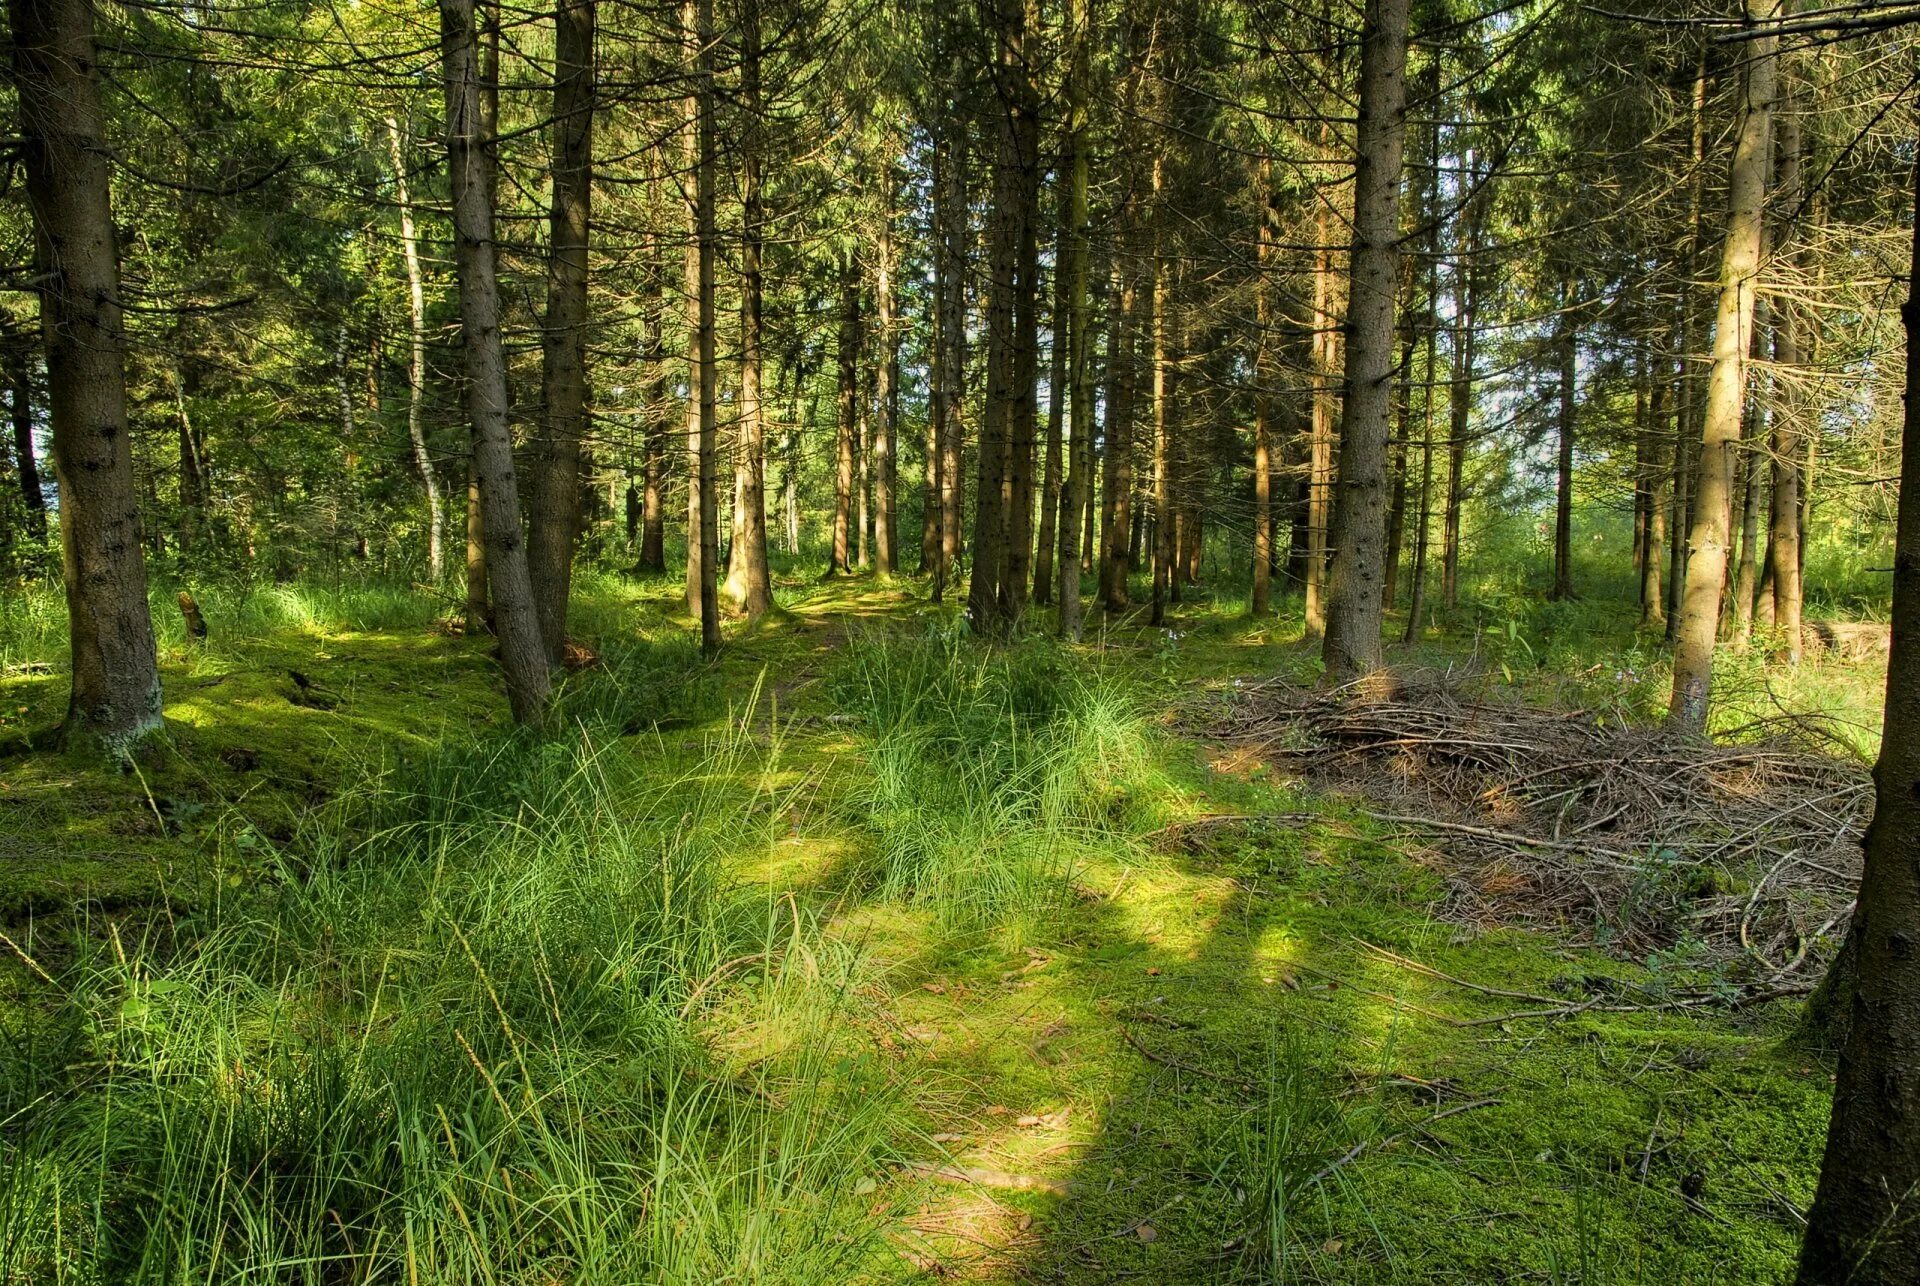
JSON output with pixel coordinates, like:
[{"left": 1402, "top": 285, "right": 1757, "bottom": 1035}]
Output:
[{"left": 3, "top": 0, "right": 1920, "bottom": 1278}]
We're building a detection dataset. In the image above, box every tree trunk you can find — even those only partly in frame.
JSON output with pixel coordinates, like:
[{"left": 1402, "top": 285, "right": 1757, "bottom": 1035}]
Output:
[
  {"left": 833, "top": 259, "right": 859, "bottom": 576},
  {"left": 1251, "top": 175, "right": 1277, "bottom": 617},
  {"left": 1305, "top": 176, "right": 1339, "bottom": 641},
  {"left": 465, "top": 458, "right": 489, "bottom": 631},
  {"left": 638, "top": 230, "right": 668, "bottom": 573},
  {"left": 1149, "top": 196, "right": 1173, "bottom": 628},
  {"left": 1056, "top": 0, "right": 1091, "bottom": 640},
  {"left": 1643, "top": 364, "right": 1668, "bottom": 627},
  {"left": 3, "top": 326, "right": 46, "bottom": 539},
  {"left": 1795, "top": 131, "right": 1920, "bottom": 1286},
  {"left": 1001, "top": 1, "right": 1041, "bottom": 624},
  {"left": 937, "top": 116, "right": 967, "bottom": 598},
  {"left": 874, "top": 176, "right": 899, "bottom": 577},
  {"left": 384, "top": 116, "right": 445, "bottom": 582},
  {"left": 1551, "top": 305, "right": 1576, "bottom": 601},
  {"left": 440, "top": 0, "right": 550, "bottom": 725},
  {"left": 724, "top": 0, "right": 773, "bottom": 618},
  {"left": 1404, "top": 264, "right": 1437, "bottom": 644},
  {"left": 1667, "top": 54, "right": 1711, "bottom": 645},
  {"left": 11, "top": 0, "right": 163, "bottom": 749},
  {"left": 1321, "top": 0, "right": 1410, "bottom": 685},
  {"left": 682, "top": 0, "right": 720, "bottom": 652},
  {"left": 530, "top": 0, "right": 594, "bottom": 664},
  {"left": 1772, "top": 73, "right": 1805, "bottom": 664},
  {"left": 1102, "top": 260, "right": 1136, "bottom": 614},
  {"left": 1036, "top": 200, "right": 1067, "bottom": 608},
  {"left": 1670, "top": 0, "right": 1776, "bottom": 730}
]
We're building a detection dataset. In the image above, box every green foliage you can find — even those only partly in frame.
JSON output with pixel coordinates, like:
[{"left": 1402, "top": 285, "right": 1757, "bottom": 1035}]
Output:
[
  {"left": 0, "top": 712, "right": 897, "bottom": 1284},
  {"left": 830, "top": 626, "right": 1158, "bottom": 932}
]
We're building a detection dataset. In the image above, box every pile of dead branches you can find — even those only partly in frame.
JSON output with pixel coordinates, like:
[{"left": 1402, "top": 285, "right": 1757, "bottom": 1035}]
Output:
[{"left": 1204, "top": 680, "right": 1867, "bottom": 979}]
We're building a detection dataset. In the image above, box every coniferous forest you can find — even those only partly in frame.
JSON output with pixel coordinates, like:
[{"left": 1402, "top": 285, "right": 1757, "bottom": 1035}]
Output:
[{"left": 5, "top": 0, "right": 1920, "bottom": 1278}]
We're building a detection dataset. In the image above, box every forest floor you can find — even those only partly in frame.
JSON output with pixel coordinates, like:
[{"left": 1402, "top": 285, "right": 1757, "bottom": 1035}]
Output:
[{"left": 0, "top": 568, "right": 1884, "bottom": 1282}]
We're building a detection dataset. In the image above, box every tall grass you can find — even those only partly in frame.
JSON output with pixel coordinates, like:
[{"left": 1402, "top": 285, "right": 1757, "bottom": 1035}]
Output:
[
  {"left": 0, "top": 709, "right": 897, "bottom": 1284},
  {"left": 830, "top": 627, "right": 1158, "bottom": 931}
]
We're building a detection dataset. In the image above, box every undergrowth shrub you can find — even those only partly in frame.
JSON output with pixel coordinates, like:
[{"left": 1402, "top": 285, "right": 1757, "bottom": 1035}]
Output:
[
  {"left": 0, "top": 712, "right": 895, "bottom": 1284},
  {"left": 830, "top": 626, "right": 1159, "bottom": 930}
]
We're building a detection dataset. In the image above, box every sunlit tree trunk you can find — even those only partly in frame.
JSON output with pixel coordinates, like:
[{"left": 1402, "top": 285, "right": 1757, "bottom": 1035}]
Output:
[
  {"left": 530, "top": 0, "right": 594, "bottom": 663},
  {"left": 1796, "top": 130, "right": 1920, "bottom": 1286},
  {"left": 1102, "top": 259, "right": 1136, "bottom": 614},
  {"left": 1551, "top": 297, "right": 1577, "bottom": 601},
  {"left": 440, "top": 0, "right": 550, "bottom": 725},
  {"left": 874, "top": 175, "right": 899, "bottom": 577},
  {"left": 833, "top": 259, "right": 859, "bottom": 576},
  {"left": 1252, "top": 178, "right": 1277, "bottom": 618},
  {"left": 1322, "top": 0, "right": 1410, "bottom": 684},
  {"left": 11, "top": 0, "right": 162, "bottom": 749},
  {"left": 1771, "top": 73, "right": 1805, "bottom": 663},
  {"left": 384, "top": 116, "right": 445, "bottom": 582},
  {"left": 682, "top": 0, "right": 720, "bottom": 652},
  {"left": 1670, "top": 0, "right": 1777, "bottom": 729},
  {"left": 1057, "top": 0, "right": 1091, "bottom": 639},
  {"left": 724, "top": 0, "right": 773, "bottom": 618}
]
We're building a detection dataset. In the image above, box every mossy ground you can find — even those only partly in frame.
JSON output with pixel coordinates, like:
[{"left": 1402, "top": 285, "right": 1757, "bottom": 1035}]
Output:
[{"left": 0, "top": 566, "right": 1869, "bottom": 1282}]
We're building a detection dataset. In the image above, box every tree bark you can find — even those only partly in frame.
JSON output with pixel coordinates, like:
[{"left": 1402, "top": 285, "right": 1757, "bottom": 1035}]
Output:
[
  {"left": 1795, "top": 130, "right": 1920, "bottom": 1286},
  {"left": 530, "top": 0, "right": 594, "bottom": 664},
  {"left": 11, "top": 0, "right": 163, "bottom": 749},
  {"left": 1056, "top": 0, "right": 1091, "bottom": 639},
  {"left": 3, "top": 326, "right": 46, "bottom": 539},
  {"left": 1551, "top": 302, "right": 1577, "bottom": 601},
  {"left": 1321, "top": 0, "right": 1410, "bottom": 684},
  {"left": 384, "top": 116, "right": 445, "bottom": 583},
  {"left": 1305, "top": 171, "right": 1339, "bottom": 641},
  {"left": 1102, "top": 260, "right": 1136, "bottom": 614},
  {"left": 1772, "top": 72, "right": 1805, "bottom": 663},
  {"left": 1001, "top": 0, "right": 1041, "bottom": 623},
  {"left": 873, "top": 175, "right": 899, "bottom": 577},
  {"left": 682, "top": 0, "right": 720, "bottom": 652},
  {"left": 723, "top": 0, "right": 773, "bottom": 618},
  {"left": 1643, "top": 362, "right": 1668, "bottom": 627},
  {"left": 1036, "top": 198, "right": 1067, "bottom": 608},
  {"left": 1670, "top": 0, "right": 1777, "bottom": 730},
  {"left": 833, "top": 259, "right": 859, "bottom": 575},
  {"left": 441, "top": 0, "right": 550, "bottom": 725},
  {"left": 1250, "top": 172, "right": 1279, "bottom": 617},
  {"left": 937, "top": 114, "right": 968, "bottom": 598},
  {"left": 638, "top": 229, "right": 668, "bottom": 573}
]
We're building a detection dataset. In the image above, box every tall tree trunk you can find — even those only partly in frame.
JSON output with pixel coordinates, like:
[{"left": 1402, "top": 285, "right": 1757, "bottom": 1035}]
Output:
[
  {"left": 833, "top": 259, "right": 859, "bottom": 575},
  {"left": 1732, "top": 334, "right": 1767, "bottom": 644},
  {"left": 1149, "top": 194, "right": 1173, "bottom": 628},
  {"left": 1796, "top": 131, "right": 1920, "bottom": 1286},
  {"left": 1305, "top": 181, "right": 1338, "bottom": 640},
  {"left": 384, "top": 116, "right": 445, "bottom": 582},
  {"left": 937, "top": 115, "right": 968, "bottom": 598},
  {"left": 1643, "top": 363, "right": 1668, "bottom": 627},
  {"left": 1551, "top": 302, "right": 1577, "bottom": 601},
  {"left": 1670, "top": 0, "right": 1777, "bottom": 730},
  {"left": 874, "top": 176, "right": 899, "bottom": 576},
  {"left": 638, "top": 229, "right": 668, "bottom": 573},
  {"left": 1057, "top": 0, "right": 1091, "bottom": 639},
  {"left": 1102, "top": 260, "right": 1136, "bottom": 614},
  {"left": 682, "top": 0, "right": 720, "bottom": 652},
  {"left": 1036, "top": 201, "right": 1067, "bottom": 607},
  {"left": 1441, "top": 165, "right": 1482, "bottom": 612},
  {"left": 1321, "top": 0, "right": 1410, "bottom": 685},
  {"left": 1252, "top": 180, "right": 1277, "bottom": 618},
  {"left": 1772, "top": 72, "right": 1805, "bottom": 664},
  {"left": 724, "top": 0, "right": 773, "bottom": 618},
  {"left": 924, "top": 136, "right": 950, "bottom": 584},
  {"left": 1667, "top": 54, "right": 1711, "bottom": 645},
  {"left": 1001, "top": 0, "right": 1041, "bottom": 624},
  {"left": 970, "top": 2, "right": 1026, "bottom": 634},
  {"left": 440, "top": 0, "right": 550, "bottom": 725},
  {"left": 11, "top": 0, "right": 162, "bottom": 749},
  {"left": 530, "top": 0, "right": 594, "bottom": 663},
  {"left": 1404, "top": 257, "right": 1438, "bottom": 643}
]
